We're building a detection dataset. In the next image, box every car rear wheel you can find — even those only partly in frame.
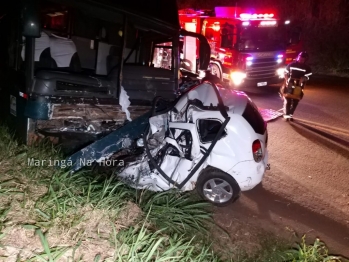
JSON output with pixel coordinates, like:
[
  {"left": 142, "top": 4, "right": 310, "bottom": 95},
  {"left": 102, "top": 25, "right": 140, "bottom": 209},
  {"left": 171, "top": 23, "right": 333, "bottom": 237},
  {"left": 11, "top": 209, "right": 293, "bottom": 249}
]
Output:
[{"left": 196, "top": 168, "right": 241, "bottom": 206}]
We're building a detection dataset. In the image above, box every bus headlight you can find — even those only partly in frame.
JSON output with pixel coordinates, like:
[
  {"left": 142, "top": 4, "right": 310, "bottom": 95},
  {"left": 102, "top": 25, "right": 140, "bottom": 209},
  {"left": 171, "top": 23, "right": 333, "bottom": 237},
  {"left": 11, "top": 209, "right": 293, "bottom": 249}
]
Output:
[
  {"left": 230, "top": 71, "right": 246, "bottom": 85},
  {"left": 277, "top": 68, "right": 285, "bottom": 78}
]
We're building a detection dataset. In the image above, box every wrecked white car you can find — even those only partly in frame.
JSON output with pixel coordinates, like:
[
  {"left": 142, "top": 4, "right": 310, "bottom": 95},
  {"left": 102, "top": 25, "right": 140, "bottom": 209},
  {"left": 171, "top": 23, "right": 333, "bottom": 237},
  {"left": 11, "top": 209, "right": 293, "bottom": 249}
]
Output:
[{"left": 116, "top": 81, "right": 270, "bottom": 206}]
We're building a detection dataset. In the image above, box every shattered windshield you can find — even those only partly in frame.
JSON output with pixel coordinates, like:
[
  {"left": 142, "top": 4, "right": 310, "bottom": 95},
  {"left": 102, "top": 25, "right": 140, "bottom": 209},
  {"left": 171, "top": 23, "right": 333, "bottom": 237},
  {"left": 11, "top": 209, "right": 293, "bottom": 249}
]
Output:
[{"left": 238, "top": 25, "right": 286, "bottom": 51}]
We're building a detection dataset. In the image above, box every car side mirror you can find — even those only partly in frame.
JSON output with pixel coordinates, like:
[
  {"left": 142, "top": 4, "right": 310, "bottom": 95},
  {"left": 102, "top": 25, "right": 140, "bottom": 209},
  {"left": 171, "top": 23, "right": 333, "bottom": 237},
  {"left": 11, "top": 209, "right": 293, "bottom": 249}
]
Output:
[{"left": 22, "top": 0, "right": 41, "bottom": 37}]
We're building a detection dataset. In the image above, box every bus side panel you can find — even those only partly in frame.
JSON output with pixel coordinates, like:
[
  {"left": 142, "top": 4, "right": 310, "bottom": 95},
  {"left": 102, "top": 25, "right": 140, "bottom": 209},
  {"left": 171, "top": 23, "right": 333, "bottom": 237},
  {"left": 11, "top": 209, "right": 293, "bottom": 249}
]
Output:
[{"left": 1, "top": 70, "right": 30, "bottom": 144}]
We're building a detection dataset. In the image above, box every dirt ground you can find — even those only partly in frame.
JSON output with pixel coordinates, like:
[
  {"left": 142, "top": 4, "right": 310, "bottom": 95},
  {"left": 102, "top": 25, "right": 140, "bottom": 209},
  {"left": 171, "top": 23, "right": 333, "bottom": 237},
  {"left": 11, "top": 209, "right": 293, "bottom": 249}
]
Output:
[{"left": 213, "top": 184, "right": 349, "bottom": 259}]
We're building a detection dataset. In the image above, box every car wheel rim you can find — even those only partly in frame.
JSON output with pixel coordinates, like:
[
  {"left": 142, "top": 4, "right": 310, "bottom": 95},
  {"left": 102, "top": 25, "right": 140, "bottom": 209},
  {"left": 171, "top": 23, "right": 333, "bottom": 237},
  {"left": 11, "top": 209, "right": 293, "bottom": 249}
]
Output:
[{"left": 203, "top": 178, "right": 233, "bottom": 203}]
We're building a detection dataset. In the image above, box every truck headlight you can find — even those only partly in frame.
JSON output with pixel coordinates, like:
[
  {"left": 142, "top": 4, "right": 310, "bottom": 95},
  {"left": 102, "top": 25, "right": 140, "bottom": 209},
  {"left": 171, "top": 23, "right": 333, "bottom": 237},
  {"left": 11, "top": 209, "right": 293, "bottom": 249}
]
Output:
[
  {"left": 230, "top": 71, "right": 246, "bottom": 85},
  {"left": 277, "top": 68, "right": 285, "bottom": 78}
]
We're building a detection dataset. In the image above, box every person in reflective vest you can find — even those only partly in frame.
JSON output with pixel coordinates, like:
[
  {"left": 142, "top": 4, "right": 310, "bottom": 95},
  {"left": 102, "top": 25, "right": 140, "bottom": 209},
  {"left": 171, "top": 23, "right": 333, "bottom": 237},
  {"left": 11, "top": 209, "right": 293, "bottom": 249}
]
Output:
[{"left": 281, "top": 51, "right": 312, "bottom": 121}]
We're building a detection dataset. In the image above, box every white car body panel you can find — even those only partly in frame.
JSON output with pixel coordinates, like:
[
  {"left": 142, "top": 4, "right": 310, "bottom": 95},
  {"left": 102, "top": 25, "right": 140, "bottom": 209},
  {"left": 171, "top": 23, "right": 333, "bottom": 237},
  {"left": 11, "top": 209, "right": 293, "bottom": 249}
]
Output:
[{"left": 117, "top": 82, "right": 269, "bottom": 193}]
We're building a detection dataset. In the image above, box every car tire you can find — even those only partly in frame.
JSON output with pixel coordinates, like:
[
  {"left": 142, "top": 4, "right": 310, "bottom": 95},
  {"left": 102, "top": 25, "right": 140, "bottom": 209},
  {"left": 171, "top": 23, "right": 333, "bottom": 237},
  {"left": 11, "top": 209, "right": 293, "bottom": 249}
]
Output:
[{"left": 196, "top": 167, "right": 241, "bottom": 207}]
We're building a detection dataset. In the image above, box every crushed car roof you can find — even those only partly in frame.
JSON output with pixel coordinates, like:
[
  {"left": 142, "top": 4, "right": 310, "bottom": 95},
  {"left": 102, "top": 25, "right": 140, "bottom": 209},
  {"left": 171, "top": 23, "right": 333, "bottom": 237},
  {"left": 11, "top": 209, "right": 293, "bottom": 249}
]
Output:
[{"left": 177, "top": 83, "right": 249, "bottom": 115}]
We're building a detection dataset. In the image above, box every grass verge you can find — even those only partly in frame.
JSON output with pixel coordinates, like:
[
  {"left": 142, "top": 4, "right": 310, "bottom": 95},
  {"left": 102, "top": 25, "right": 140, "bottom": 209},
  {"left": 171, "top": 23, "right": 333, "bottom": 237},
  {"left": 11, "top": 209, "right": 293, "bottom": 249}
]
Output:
[{"left": 0, "top": 125, "right": 346, "bottom": 261}]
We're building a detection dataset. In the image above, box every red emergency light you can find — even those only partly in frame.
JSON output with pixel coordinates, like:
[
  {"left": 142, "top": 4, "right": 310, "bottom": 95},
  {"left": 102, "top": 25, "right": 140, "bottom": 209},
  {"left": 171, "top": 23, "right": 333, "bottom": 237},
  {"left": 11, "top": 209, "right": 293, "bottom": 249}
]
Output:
[{"left": 239, "top": 13, "right": 274, "bottom": 20}]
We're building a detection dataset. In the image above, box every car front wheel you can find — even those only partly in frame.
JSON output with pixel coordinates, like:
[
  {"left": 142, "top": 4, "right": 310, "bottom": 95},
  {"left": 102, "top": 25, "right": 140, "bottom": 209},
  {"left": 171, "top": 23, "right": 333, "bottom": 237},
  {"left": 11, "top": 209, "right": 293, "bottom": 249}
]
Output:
[{"left": 196, "top": 168, "right": 241, "bottom": 207}]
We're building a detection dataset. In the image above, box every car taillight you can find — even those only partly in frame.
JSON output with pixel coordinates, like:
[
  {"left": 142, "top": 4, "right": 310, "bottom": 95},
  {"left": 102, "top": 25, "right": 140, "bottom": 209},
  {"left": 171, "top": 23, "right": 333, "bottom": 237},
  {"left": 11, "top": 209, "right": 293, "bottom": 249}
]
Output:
[{"left": 252, "top": 139, "right": 263, "bottom": 162}]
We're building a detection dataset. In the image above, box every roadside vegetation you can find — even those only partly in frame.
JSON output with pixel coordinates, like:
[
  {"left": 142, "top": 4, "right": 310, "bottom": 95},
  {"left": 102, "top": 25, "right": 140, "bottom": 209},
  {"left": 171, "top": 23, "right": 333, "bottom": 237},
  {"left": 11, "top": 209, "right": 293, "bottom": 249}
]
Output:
[{"left": 0, "top": 125, "right": 346, "bottom": 261}]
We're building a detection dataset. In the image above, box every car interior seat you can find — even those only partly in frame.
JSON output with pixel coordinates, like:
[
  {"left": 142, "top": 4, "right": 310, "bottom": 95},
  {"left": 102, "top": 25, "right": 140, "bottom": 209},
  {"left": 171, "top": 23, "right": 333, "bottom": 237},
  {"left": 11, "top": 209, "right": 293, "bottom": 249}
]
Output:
[
  {"left": 25, "top": 32, "right": 57, "bottom": 70},
  {"left": 49, "top": 34, "right": 82, "bottom": 72}
]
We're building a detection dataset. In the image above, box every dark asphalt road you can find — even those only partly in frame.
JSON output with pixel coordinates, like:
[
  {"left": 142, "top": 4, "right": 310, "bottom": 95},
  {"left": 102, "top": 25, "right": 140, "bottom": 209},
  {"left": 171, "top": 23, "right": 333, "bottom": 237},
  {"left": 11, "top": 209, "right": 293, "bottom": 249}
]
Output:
[{"left": 214, "top": 75, "right": 349, "bottom": 258}]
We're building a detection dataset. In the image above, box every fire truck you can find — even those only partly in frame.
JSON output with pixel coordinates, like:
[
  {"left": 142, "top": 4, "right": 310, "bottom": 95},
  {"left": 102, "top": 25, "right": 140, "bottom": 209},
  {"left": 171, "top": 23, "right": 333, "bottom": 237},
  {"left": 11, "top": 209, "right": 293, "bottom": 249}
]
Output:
[
  {"left": 179, "top": 7, "right": 294, "bottom": 88},
  {"left": 284, "top": 20, "right": 303, "bottom": 65}
]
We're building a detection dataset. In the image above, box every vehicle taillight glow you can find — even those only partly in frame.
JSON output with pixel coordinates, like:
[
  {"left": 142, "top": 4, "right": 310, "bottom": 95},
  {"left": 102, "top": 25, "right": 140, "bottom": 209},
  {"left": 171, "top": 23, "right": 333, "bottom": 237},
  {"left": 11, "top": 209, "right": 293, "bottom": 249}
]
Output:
[
  {"left": 19, "top": 92, "right": 28, "bottom": 99},
  {"left": 242, "top": 21, "right": 250, "bottom": 26},
  {"left": 252, "top": 139, "right": 263, "bottom": 162}
]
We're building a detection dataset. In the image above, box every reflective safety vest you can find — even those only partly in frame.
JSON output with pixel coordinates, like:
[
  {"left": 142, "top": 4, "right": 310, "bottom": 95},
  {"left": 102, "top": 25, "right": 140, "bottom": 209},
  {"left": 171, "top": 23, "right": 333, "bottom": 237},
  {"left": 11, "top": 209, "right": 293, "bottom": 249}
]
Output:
[{"left": 284, "top": 61, "right": 312, "bottom": 80}]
